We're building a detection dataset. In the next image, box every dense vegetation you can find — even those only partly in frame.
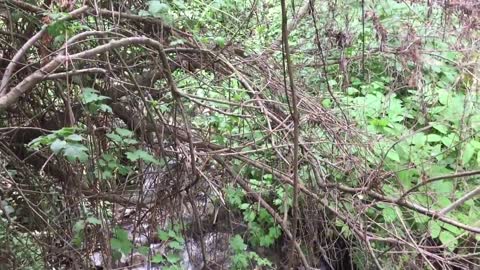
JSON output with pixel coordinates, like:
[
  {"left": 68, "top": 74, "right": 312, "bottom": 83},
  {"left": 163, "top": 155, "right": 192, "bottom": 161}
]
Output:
[{"left": 0, "top": 0, "right": 479, "bottom": 269}]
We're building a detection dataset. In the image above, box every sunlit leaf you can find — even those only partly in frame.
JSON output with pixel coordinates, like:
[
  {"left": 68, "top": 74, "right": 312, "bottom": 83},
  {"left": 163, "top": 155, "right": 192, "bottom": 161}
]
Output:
[{"left": 50, "top": 139, "right": 66, "bottom": 154}]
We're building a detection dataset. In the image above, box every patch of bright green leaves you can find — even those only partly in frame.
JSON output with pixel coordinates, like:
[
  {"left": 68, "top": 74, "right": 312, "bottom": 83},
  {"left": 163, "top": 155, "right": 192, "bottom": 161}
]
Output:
[{"left": 28, "top": 127, "right": 89, "bottom": 163}]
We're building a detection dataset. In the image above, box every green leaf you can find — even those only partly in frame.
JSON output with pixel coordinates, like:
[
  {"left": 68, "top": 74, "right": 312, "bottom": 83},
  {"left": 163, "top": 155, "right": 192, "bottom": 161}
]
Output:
[
  {"left": 168, "top": 229, "right": 177, "bottom": 238},
  {"left": 462, "top": 141, "right": 476, "bottom": 166},
  {"left": 138, "top": 10, "right": 150, "bottom": 16},
  {"left": 169, "top": 241, "right": 183, "bottom": 250},
  {"left": 149, "top": 0, "right": 169, "bottom": 15},
  {"left": 347, "top": 87, "right": 359, "bottom": 95},
  {"left": 230, "top": 235, "right": 247, "bottom": 252},
  {"left": 397, "top": 169, "right": 418, "bottom": 189},
  {"left": 126, "top": 150, "right": 160, "bottom": 164},
  {"left": 63, "top": 143, "right": 89, "bottom": 162},
  {"left": 435, "top": 197, "right": 451, "bottom": 209},
  {"left": 73, "top": 220, "right": 85, "bottom": 232},
  {"left": 438, "top": 89, "right": 450, "bottom": 105},
  {"left": 411, "top": 133, "right": 426, "bottom": 146},
  {"left": 214, "top": 36, "right": 226, "bottom": 47},
  {"left": 239, "top": 203, "right": 250, "bottom": 210},
  {"left": 99, "top": 104, "right": 113, "bottom": 113},
  {"left": 86, "top": 216, "right": 102, "bottom": 225},
  {"left": 244, "top": 210, "right": 256, "bottom": 222},
  {"left": 386, "top": 150, "right": 400, "bottom": 162},
  {"left": 413, "top": 212, "right": 429, "bottom": 224},
  {"left": 429, "top": 221, "right": 441, "bottom": 238},
  {"left": 115, "top": 228, "right": 129, "bottom": 241},
  {"left": 426, "top": 134, "right": 442, "bottom": 142},
  {"left": 158, "top": 229, "right": 170, "bottom": 241},
  {"left": 138, "top": 246, "right": 150, "bottom": 256},
  {"left": 259, "top": 234, "right": 274, "bottom": 247},
  {"left": 82, "top": 88, "right": 109, "bottom": 104},
  {"left": 439, "top": 231, "right": 458, "bottom": 251},
  {"left": 55, "top": 127, "right": 76, "bottom": 137},
  {"left": 111, "top": 238, "right": 133, "bottom": 254},
  {"left": 106, "top": 133, "right": 122, "bottom": 142},
  {"left": 124, "top": 138, "right": 138, "bottom": 145},
  {"left": 382, "top": 207, "right": 397, "bottom": 222},
  {"left": 268, "top": 226, "right": 281, "bottom": 239},
  {"left": 151, "top": 254, "right": 164, "bottom": 263},
  {"left": 431, "top": 123, "right": 449, "bottom": 134},
  {"left": 322, "top": 98, "right": 332, "bottom": 108},
  {"left": 66, "top": 134, "right": 83, "bottom": 142},
  {"left": 470, "top": 114, "right": 480, "bottom": 131},
  {"left": 115, "top": 128, "right": 133, "bottom": 137},
  {"left": 431, "top": 180, "right": 453, "bottom": 194},
  {"left": 166, "top": 254, "right": 180, "bottom": 264},
  {"left": 50, "top": 139, "right": 67, "bottom": 154},
  {"left": 441, "top": 222, "right": 463, "bottom": 236},
  {"left": 441, "top": 133, "right": 459, "bottom": 147}
]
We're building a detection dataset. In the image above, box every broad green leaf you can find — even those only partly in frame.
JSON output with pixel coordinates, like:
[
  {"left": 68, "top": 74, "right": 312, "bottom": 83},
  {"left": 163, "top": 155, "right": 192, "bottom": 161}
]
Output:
[
  {"left": 106, "top": 133, "right": 122, "bottom": 142},
  {"left": 382, "top": 207, "right": 397, "bottom": 222},
  {"left": 426, "top": 134, "right": 442, "bottom": 142},
  {"left": 411, "top": 133, "right": 426, "bottom": 146},
  {"left": 413, "top": 212, "right": 429, "bottom": 224},
  {"left": 50, "top": 139, "right": 67, "bottom": 154},
  {"left": 63, "top": 144, "right": 89, "bottom": 162},
  {"left": 99, "top": 104, "right": 112, "bottom": 113},
  {"left": 322, "top": 98, "right": 332, "bottom": 108},
  {"left": 168, "top": 229, "right": 177, "bottom": 238},
  {"left": 66, "top": 134, "right": 83, "bottom": 142},
  {"left": 244, "top": 210, "right": 256, "bottom": 222},
  {"left": 462, "top": 141, "right": 476, "bottom": 166},
  {"left": 259, "top": 234, "right": 274, "bottom": 247},
  {"left": 166, "top": 254, "right": 180, "bottom": 264},
  {"left": 439, "top": 231, "right": 458, "bottom": 251},
  {"left": 268, "top": 226, "right": 281, "bottom": 239},
  {"left": 426, "top": 165, "right": 453, "bottom": 178},
  {"left": 470, "top": 114, "right": 480, "bottom": 131},
  {"left": 214, "top": 36, "right": 226, "bottom": 47},
  {"left": 441, "top": 222, "right": 463, "bottom": 236},
  {"left": 441, "top": 133, "right": 459, "bottom": 147},
  {"left": 73, "top": 220, "right": 85, "bottom": 232},
  {"left": 437, "top": 89, "right": 450, "bottom": 105},
  {"left": 138, "top": 10, "right": 150, "bottom": 16},
  {"left": 347, "top": 87, "right": 359, "bottom": 95},
  {"left": 126, "top": 150, "right": 160, "bottom": 164},
  {"left": 115, "top": 128, "right": 133, "bottom": 137},
  {"left": 110, "top": 239, "right": 124, "bottom": 252},
  {"left": 431, "top": 181, "right": 453, "bottom": 194},
  {"left": 158, "top": 229, "right": 169, "bottom": 241},
  {"left": 386, "top": 150, "right": 400, "bottom": 162},
  {"left": 230, "top": 235, "right": 247, "bottom": 251},
  {"left": 82, "top": 88, "right": 109, "bottom": 104},
  {"left": 138, "top": 246, "right": 150, "bottom": 256},
  {"left": 113, "top": 239, "right": 133, "bottom": 254},
  {"left": 115, "top": 228, "right": 130, "bottom": 241},
  {"left": 149, "top": 1, "right": 169, "bottom": 15},
  {"left": 431, "top": 123, "right": 449, "bottom": 134},
  {"left": 86, "top": 217, "right": 102, "bottom": 225},
  {"left": 435, "top": 197, "right": 452, "bottom": 209},
  {"left": 169, "top": 241, "right": 183, "bottom": 250},
  {"left": 239, "top": 203, "right": 250, "bottom": 210},
  {"left": 429, "top": 221, "right": 441, "bottom": 238},
  {"left": 151, "top": 254, "right": 164, "bottom": 263},
  {"left": 123, "top": 138, "right": 138, "bottom": 145},
  {"left": 397, "top": 169, "right": 417, "bottom": 189},
  {"left": 55, "top": 127, "right": 76, "bottom": 137}
]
